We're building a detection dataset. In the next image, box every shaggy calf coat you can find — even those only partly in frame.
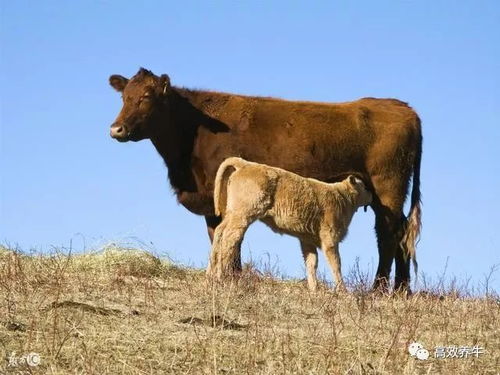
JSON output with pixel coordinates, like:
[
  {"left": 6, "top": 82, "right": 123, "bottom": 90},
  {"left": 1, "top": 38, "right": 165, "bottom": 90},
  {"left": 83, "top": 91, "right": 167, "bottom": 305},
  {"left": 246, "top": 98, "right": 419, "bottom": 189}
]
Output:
[{"left": 207, "top": 157, "right": 373, "bottom": 290}]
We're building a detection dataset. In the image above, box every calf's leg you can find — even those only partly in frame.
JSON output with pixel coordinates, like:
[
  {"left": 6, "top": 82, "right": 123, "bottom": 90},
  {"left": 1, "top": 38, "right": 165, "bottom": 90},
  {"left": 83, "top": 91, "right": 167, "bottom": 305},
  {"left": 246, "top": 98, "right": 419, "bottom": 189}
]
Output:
[
  {"left": 320, "top": 233, "right": 346, "bottom": 292},
  {"left": 205, "top": 215, "right": 242, "bottom": 273},
  {"left": 206, "top": 218, "right": 227, "bottom": 277},
  {"left": 209, "top": 214, "right": 253, "bottom": 280},
  {"left": 300, "top": 241, "right": 318, "bottom": 291}
]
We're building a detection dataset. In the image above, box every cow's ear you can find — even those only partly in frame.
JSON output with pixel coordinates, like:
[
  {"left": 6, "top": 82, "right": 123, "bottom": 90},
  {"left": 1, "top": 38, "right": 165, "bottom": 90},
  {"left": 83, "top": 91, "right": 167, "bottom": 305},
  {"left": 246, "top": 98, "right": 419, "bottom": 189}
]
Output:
[
  {"left": 109, "top": 75, "right": 129, "bottom": 92},
  {"left": 348, "top": 175, "right": 357, "bottom": 185},
  {"left": 159, "top": 74, "right": 171, "bottom": 95}
]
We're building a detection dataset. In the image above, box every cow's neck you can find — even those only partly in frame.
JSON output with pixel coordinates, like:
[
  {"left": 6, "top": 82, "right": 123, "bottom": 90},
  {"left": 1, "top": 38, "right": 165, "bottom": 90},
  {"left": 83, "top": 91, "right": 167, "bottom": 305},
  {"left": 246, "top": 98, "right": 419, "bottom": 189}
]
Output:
[
  {"left": 150, "top": 88, "right": 218, "bottom": 195},
  {"left": 173, "top": 87, "right": 221, "bottom": 109}
]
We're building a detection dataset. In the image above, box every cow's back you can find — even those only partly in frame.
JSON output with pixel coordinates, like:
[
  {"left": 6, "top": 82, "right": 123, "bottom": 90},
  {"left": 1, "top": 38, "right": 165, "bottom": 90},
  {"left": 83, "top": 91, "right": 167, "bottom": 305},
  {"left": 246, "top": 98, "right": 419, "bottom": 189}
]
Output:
[{"left": 193, "top": 94, "right": 419, "bottom": 195}]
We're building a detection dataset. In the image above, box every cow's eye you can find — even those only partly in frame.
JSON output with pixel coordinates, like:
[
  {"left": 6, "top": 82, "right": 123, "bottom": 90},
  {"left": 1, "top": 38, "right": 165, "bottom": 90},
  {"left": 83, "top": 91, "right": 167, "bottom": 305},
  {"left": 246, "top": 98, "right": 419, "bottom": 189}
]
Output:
[{"left": 139, "top": 94, "right": 151, "bottom": 103}]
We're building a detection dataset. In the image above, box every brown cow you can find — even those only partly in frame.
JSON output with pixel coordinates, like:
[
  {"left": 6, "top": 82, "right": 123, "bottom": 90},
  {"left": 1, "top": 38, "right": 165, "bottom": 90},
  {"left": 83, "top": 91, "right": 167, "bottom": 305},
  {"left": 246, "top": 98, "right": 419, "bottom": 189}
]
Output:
[{"left": 108, "top": 68, "right": 422, "bottom": 292}]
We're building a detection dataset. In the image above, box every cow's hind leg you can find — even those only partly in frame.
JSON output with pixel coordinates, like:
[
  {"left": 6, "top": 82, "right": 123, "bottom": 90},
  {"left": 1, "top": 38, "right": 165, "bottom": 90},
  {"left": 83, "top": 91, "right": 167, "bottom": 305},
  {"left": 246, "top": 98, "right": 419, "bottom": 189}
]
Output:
[
  {"left": 394, "top": 213, "right": 411, "bottom": 292},
  {"left": 372, "top": 177, "right": 409, "bottom": 293},
  {"left": 300, "top": 241, "right": 318, "bottom": 291}
]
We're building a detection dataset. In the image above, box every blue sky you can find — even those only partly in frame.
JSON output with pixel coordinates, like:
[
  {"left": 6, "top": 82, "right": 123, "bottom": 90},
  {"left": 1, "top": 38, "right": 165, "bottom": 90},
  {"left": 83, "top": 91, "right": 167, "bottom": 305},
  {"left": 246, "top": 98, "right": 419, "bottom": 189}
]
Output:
[{"left": 1, "top": 1, "right": 499, "bottom": 292}]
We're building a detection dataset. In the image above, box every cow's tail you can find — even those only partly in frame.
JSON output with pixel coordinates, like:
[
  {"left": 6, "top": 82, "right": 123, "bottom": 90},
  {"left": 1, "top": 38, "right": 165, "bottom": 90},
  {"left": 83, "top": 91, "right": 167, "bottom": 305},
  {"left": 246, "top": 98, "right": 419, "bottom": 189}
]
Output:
[
  {"left": 214, "top": 157, "right": 246, "bottom": 217},
  {"left": 401, "top": 122, "right": 423, "bottom": 279}
]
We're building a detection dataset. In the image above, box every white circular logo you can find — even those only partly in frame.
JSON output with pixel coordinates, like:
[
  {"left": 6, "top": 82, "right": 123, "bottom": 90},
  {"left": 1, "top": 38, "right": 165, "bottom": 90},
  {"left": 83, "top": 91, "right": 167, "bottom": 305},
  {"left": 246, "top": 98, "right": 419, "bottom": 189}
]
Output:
[
  {"left": 26, "top": 352, "right": 41, "bottom": 367},
  {"left": 408, "top": 342, "right": 423, "bottom": 356},
  {"left": 416, "top": 348, "right": 430, "bottom": 360}
]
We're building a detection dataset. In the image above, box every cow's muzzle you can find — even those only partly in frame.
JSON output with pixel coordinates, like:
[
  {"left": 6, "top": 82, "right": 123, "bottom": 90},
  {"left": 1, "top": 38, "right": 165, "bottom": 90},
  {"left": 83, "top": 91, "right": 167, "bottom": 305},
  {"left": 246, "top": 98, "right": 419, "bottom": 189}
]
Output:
[{"left": 110, "top": 123, "right": 130, "bottom": 142}]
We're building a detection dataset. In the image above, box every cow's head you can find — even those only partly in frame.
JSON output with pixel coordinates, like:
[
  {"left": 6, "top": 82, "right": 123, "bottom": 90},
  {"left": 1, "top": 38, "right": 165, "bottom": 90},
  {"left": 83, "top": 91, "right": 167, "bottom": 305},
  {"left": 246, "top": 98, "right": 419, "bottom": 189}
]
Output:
[
  {"left": 109, "top": 68, "right": 171, "bottom": 142},
  {"left": 346, "top": 175, "right": 373, "bottom": 210}
]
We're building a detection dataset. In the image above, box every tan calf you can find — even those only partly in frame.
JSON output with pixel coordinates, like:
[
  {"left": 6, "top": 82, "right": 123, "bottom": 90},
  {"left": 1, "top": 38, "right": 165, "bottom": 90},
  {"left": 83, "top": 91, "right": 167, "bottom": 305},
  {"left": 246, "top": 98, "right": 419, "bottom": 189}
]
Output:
[{"left": 207, "top": 157, "right": 372, "bottom": 291}]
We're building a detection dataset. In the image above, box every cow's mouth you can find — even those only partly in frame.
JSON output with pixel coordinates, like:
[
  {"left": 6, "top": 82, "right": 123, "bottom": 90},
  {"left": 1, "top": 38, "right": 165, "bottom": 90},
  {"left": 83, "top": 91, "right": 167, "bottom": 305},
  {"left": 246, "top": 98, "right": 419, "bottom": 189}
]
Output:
[
  {"left": 110, "top": 124, "right": 144, "bottom": 142},
  {"left": 114, "top": 134, "right": 130, "bottom": 143},
  {"left": 127, "top": 129, "right": 145, "bottom": 142}
]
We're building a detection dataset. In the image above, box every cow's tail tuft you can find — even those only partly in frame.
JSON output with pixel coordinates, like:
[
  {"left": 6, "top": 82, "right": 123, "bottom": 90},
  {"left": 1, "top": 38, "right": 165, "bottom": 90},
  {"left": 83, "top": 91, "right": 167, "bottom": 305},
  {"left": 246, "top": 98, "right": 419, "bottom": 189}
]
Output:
[{"left": 214, "top": 157, "right": 246, "bottom": 217}]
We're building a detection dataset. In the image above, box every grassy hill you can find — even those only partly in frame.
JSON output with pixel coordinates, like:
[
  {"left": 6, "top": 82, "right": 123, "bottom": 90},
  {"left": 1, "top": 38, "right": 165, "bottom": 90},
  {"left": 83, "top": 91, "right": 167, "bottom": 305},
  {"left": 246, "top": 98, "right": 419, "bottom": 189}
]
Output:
[{"left": 1, "top": 246, "right": 498, "bottom": 374}]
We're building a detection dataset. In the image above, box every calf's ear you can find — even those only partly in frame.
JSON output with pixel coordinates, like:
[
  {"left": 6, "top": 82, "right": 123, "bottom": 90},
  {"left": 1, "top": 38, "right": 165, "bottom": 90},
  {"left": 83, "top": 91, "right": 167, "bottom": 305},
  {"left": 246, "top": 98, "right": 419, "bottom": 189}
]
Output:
[
  {"left": 348, "top": 175, "right": 357, "bottom": 185},
  {"left": 109, "top": 75, "right": 129, "bottom": 92}
]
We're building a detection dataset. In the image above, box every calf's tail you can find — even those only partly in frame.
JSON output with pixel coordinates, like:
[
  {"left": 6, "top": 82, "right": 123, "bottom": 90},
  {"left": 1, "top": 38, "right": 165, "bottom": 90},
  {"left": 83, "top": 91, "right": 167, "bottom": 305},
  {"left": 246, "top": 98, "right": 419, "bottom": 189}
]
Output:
[{"left": 214, "top": 157, "right": 247, "bottom": 217}]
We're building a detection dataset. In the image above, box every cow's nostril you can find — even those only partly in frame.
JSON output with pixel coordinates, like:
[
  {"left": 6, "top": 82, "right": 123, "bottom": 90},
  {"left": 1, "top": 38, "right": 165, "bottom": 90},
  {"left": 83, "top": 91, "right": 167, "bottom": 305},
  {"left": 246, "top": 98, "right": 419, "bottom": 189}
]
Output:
[{"left": 115, "top": 126, "right": 123, "bottom": 134}]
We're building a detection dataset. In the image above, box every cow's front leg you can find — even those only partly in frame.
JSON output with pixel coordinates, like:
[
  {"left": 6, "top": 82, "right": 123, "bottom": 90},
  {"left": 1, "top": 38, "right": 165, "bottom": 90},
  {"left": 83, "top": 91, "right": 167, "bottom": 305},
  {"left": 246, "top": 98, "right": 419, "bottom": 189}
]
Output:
[
  {"left": 205, "top": 215, "right": 242, "bottom": 272},
  {"left": 205, "top": 215, "right": 221, "bottom": 242}
]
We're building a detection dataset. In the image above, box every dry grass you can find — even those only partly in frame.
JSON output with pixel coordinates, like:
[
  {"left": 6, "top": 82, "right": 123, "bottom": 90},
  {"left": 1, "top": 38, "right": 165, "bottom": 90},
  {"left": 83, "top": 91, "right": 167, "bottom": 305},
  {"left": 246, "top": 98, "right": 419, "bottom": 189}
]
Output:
[{"left": 0, "top": 245, "right": 498, "bottom": 374}]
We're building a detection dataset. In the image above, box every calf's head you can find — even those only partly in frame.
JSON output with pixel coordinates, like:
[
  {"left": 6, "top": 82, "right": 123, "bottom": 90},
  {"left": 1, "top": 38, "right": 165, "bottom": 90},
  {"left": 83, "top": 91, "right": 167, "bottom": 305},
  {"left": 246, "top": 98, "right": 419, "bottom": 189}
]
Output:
[
  {"left": 346, "top": 175, "right": 373, "bottom": 209},
  {"left": 109, "top": 68, "right": 171, "bottom": 142}
]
